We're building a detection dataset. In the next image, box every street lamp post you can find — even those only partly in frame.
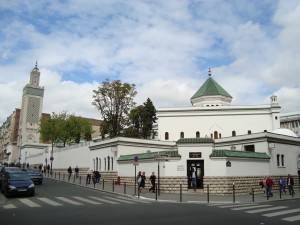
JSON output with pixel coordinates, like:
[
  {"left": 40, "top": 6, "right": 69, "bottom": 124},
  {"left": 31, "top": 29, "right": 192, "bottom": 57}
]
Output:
[{"left": 50, "top": 142, "right": 54, "bottom": 175}]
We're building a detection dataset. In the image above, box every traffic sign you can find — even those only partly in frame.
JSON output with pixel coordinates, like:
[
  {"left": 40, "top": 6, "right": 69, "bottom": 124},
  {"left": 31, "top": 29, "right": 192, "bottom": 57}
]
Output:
[{"left": 133, "top": 155, "right": 139, "bottom": 166}]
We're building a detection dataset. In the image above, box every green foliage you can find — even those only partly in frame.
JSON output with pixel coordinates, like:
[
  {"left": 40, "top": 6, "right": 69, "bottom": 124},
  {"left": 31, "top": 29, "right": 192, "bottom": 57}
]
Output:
[
  {"left": 125, "top": 98, "right": 157, "bottom": 139},
  {"left": 40, "top": 112, "right": 93, "bottom": 146},
  {"left": 92, "top": 80, "right": 137, "bottom": 138}
]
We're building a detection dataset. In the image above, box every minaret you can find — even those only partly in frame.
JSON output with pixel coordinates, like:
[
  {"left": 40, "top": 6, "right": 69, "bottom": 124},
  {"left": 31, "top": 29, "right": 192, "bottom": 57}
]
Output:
[{"left": 18, "top": 62, "right": 44, "bottom": 147}]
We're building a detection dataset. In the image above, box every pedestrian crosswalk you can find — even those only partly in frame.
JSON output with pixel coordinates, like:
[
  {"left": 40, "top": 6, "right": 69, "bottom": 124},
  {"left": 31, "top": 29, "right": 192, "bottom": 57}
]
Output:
[
  {"left": 1, "top": 195, "right": 152, "bottom": 210},
  {"left": 211, "top": 202, "right": 300, "bottom": 223}
]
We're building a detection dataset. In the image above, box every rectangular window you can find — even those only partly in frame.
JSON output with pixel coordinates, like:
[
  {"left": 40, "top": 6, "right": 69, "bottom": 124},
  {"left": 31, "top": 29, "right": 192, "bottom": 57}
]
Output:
[
  {"left": 281, "top": 155, "right": 285, "bottom": 167},
  {"left": 244, "top": 144, "right": 255, "bottom": 152},
  {"left": 277, "top": 154, "right": 280, "bottom": 167}
]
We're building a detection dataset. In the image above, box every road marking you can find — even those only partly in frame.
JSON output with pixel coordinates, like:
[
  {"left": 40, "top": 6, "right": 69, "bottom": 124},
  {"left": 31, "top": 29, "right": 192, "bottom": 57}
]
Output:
[
  {"left": 282, "top": 214, "right": 300, "bottom": 222},
  {"left": 116, "top": 196, "right": 150, "bottom": 204},
  {"left": 246, "top": 206, "right": 288, "bottom": 214},
  {"left": 72, "top": 196, "right": 102, "bottom": 205},
  {"left": 219, "top": 203, "right": 258, "bottom": 208},
  {"left": 263, "top": 208, "right": 300, "bottom": 217},
  {"left": 56, "top": 197, "right": 83, "bottom": 206},
  {"left": 231, "top": 205, "right": 272, "bottom": 211},
  {"left": 3, "top": 204, "right": 16, "bottom": 209},
  {"left": 37, "top": 197, "right": 63, "bottom": 206},
  {"left": 88, "top": 196, "right": 119, "bottom": 204},
  {"left": 104, "top": 196, "right": 135, "bottom": 204},
  {"left": 18, "top": 199, "right": 41, "bottom": 208}
]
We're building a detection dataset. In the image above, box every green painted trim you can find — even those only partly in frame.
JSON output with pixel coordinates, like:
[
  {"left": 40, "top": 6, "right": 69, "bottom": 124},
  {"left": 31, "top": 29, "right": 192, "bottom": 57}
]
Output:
[
  {"left": 23, "top": 86, "right": 44, "bottom": 97},
  {"left": 117, "top": 150, "right": 181, "bottom": 162},
  {"left": 176, "top": 138, "right": 214, "bottom": 144},
  {"left": 210, "top": 149, "right": 270, "bottom": 159}
]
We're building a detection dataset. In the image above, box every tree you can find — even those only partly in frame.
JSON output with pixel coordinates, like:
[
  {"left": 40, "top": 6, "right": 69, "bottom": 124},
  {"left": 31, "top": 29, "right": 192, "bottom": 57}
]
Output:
[
  {"left": 125, "top": 98, "right": 157, "bottom": 139},
  {"left": 92, "top": 80, "right": 137, "bottom": 138}
]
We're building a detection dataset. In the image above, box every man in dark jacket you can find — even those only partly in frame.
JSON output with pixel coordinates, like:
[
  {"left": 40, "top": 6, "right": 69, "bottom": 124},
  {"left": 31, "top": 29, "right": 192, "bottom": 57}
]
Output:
[
  {"left": 149, "top": 172, "right": 156, "bottom": 193},
  {"left": 287, "top": 174, "right": 295, "bottom": 196},
  {"left": 266, "top": 177, "right": 273, "bottom": 198}
]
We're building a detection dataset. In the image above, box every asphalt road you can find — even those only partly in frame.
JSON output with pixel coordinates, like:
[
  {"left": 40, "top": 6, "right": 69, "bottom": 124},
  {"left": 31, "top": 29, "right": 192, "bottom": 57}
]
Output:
[{"left": 1, "top": 179, "right": 300, "bottom": 225}]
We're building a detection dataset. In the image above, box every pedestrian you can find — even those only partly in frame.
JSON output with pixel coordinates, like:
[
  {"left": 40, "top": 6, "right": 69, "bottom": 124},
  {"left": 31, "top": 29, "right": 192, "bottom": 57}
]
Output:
[
  {"left": 95, "top": 171, "right": 101, "bottom": 183},
  {"left": 266, "top": 176, "right": 273, "bottom": 198},
  {"left": 86, "top": 169, "right": 92, "bottom": 185},
  {"left": 149, "top": 172, "right": 156, "bottom": 193},
  {"left": 47, "top": 164, "right": 50, "bottom": 176},
  {"left": 137, "top": 171, "right": 142, "bottom": 192},
  {"left": 43, "top": 165, "right": 47, "bottom": 175},
  {"left": 279, "top": 176, "right": 286, "bottom": 195},
  {"left": 287, "top": 174, "right": 295, "bottom": 196},
  {"left": 39, "top": 164, "right": 42, "bottom": 172},
  {"left": 67, "top": 166, "right": 72, "bottom": 181},
  {"left": 191, "top": 168, "right": 197, "bottom": 191},
  {"left": 75, "top": 166, "right": 79, "bottom": 178},
  {"left": 141, "top": 171, "right": 146, "bottom": 189}
]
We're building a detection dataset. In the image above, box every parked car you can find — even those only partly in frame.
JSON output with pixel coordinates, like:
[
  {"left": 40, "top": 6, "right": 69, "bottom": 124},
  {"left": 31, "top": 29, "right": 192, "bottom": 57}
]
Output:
[
  {"left": 24, "top": 169, "right": 43, "bottom": 184},
  {"left": 0, "top": 167, "right": 21, "bottom": 188},
  {"left": 1, "top": 170, "right": 35, "bottom": 197}
]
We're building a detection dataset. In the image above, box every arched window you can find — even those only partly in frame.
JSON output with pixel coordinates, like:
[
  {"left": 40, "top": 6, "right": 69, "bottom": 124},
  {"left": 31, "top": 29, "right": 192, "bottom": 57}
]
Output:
[
  {"left": 180, "top": 132, "right": 184, "bottom": 139},
  {"left": 219, "top": 133, "right": 221, "bottom": 138},
  {"left": 104, "top": 158, "right": 106, "bottom": 171},
  {"left": 107, "top": 156, "right": 110, "bottom": 171},
  {"left": 196, "top": 131, "right": 200, "bottom": 138},
  {"left": 232, "top": 131, "right": 236, "bottom": 137},
  {"left": 165, "top": 132, "right": 169, "bottom": 140},
  {"left": 281, "top": 155, "right": 285, "bottom": 167},
  {"left": 210, "top": 133, "right": 213, "bottom": 138},
  {"left": 214, "top": 131, "right": 218, "bottom": 139},
  {"left": 111, "top": 157, "right": 113, "bottom": 171},
  {"left": 93, "top": 158, "right": 95, "bottom": 171},
  {"left": 99, "top": 158, "right": 101, "bottom": 171},
  {"left": 277, "top": 154, "right": 280, "bottom": 166},
  {"left": 96, "top": 157, "right": 98, "bottom": 171},
  {"left": 248, "top": 130, "right": 252, "bottom": 134}
]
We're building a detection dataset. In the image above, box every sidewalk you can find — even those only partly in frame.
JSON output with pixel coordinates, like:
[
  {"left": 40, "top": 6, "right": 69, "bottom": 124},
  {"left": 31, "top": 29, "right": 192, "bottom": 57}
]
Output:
[{"left": 45, "top": 173, "right": 300, "bottom": 204}]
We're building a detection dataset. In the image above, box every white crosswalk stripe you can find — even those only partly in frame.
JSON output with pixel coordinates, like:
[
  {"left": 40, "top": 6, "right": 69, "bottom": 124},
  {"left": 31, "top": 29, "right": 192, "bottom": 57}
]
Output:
[
  {"left": 263, "top": 208, "right": 300, "bottom": 217},
  {"left": 231, "top": 205, "right": 272, "bottom": 211},
  {"left": 88, "top": 196, "right": 120, "bottom": 204},
  {"left": 3, "top": 204, "right": 16, "bottom": 209},
  {"left": 72, "top": 196, "right": 102, "bottom": 205},
  {"left": 104, "top": 196, "right": 135, "bottom": 204},
  {"left": 246, "top": 206, "right": 288, "bottom": 214},
  {"left": 37, "top": 197, "right": 62, "bottom": 206},
  {"left": 56, "top": 197, "right": 83, "bottom": 205},
  {"left": 18, "top": 199, "right": 41, "bottom": 208},
  {"left": 282, "top": 215, "right": 300, "bottom": 222},
  {"left": 219, "top": 203, "right": 258, "bottom": 208},
  {"left": 116, "top": 196, "right": 151, "bottom": 204}
]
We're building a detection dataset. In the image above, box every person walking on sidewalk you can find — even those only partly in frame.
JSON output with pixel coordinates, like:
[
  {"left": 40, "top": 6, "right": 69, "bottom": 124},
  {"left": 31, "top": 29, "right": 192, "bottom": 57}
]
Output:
[
  {"left": 266, "top": 176, "right": 273, "bottom": 198},
  {"left": 287, "top": 174, "right": 295, "bottom": 196},
  {"left": 137, "top": 171, "right": 142, "bottom": 193},
  {"left": 47, "top": 164, "right": 50, "bottom": 176},
  {"left": 67, "top": 166, "right": 72, "bottom": 181},
  {"left": 75, "top": 166, "right": 79, "bottom": 178},
  {"left": 279, "top": 176, "right": 286, "bottom": 195},
  {"left": 149, "top": 172, "right": 156, "bottom": 193},
  {"left": 86, "top": 169, "right": 92, "bottom": 185},
  {"left": 191, "top": 168, "right": 197, "bottom": 191}
]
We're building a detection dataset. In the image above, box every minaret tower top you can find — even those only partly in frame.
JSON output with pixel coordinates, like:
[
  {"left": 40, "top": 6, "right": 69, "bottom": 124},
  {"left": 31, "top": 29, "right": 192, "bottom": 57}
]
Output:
[{"left": 29, "top": 61, "right": 40, "bottom": 87}]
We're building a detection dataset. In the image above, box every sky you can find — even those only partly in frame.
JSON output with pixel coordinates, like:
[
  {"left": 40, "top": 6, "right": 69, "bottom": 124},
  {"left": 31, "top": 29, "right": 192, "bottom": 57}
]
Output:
[{"left": 0, "top": 0, "right": 300, "bottom": 123}]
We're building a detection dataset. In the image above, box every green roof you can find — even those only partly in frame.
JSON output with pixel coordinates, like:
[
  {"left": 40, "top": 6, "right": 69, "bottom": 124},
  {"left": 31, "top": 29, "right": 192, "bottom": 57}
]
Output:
[
  {"left": 177, "top": 138, "right": 214, "bottom": 144},
  {"left": 210, "top": 150, "right": 270, "bottom": 159},
  {"left": 191, "top": 77, "right": 232, "bottom": 99},
  {"left": 118, "top": 151, "right": 181, "bottom": 162}
]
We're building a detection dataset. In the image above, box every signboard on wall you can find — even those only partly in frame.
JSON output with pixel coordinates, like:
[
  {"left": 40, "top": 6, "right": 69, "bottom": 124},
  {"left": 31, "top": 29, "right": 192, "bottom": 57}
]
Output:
[
  {"left": 189, "top": 152, "right": 202, "bottom": 158},
  {"left": 177, "top": 165, "right": 185, "bottom": 171}
]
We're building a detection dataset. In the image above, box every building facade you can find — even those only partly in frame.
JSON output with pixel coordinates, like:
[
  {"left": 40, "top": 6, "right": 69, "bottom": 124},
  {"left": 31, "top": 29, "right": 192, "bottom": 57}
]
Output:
[{"left": 280, "top": 112, "right": 300, "bottom": 137}]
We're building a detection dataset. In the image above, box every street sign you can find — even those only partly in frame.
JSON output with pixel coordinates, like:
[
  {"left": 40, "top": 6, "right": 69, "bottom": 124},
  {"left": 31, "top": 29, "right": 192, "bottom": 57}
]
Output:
[{"left": 133, "top": 155, "right": 139, "bottom": 166}]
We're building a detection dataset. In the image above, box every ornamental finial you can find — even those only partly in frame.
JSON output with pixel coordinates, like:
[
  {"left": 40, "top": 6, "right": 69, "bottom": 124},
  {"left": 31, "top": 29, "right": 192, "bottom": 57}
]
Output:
[
  {"left": 35, "top": 60, "right": 38, "bottom": 69},
  {"left": 208, "top": 67, "right": 212, "bottom": 77}
]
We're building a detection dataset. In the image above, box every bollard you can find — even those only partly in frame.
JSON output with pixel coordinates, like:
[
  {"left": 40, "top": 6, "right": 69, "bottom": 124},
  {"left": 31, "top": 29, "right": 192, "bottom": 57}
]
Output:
[
  {"left": 63, "top": 173, "right": 65, "bottom": 181},
  {"left": 252, "top": 188, "right": 255, "bottom": 202},
  {"left": 59, "top": 172, "right": 60, "bottom": 180},
  {"left": 233, "top": 183, "right": 235, "bottom": 203},
  {"left": 79, "top": 176, "right": 81, "bottom": 185},
  {"left": 73, "top": 174, "right": 75, "bottom": 183},
  {"left": 180, "top": 184, "right": 182, "bottom": 203},
  {"left": 279, "top": 188, "right": 282, "bottom": 199},
  {"left": 207, "top": 184, "right": 210, "bottom": 203},
  {"left": 55, "top": 172, "right": 56, "bottom": 179},
  {"left": 124, "top": 182, "right": 126, "bottom": 194},
  {"left": 112, "top": 180, "right": 115, "bottom": 192},
  {"left": 155, "top": 184, "right": 158, "bottom": 201},
  {"left": 102, "top": 179, "right": 105, "bottom": 190},
  {"left": 138, "top": 187, "right": 140, "bottom": 198}
]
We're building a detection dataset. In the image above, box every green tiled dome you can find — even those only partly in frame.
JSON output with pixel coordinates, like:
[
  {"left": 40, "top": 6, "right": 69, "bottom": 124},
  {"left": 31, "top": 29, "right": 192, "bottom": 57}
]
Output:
[{"left": 191, "top": 77, "right": 232, "bottom": 99}]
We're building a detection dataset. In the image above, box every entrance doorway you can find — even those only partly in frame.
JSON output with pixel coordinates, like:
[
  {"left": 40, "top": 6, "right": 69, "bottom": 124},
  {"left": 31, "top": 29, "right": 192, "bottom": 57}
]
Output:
[{"left": 187, "top": 160, "right": 204, "bottom": 189}]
